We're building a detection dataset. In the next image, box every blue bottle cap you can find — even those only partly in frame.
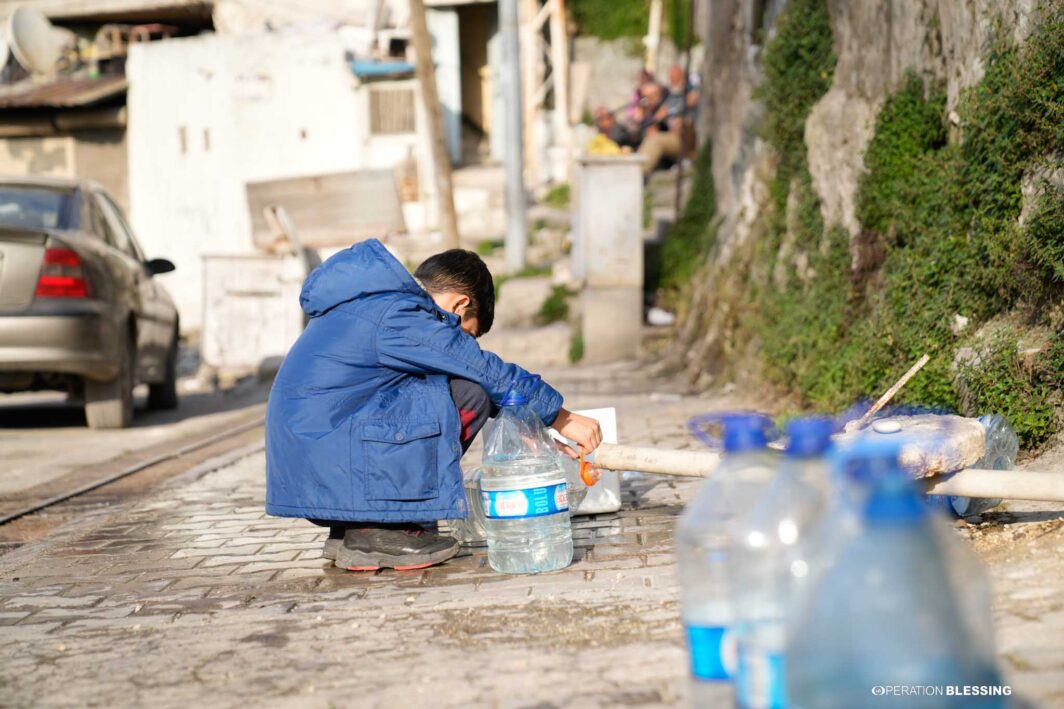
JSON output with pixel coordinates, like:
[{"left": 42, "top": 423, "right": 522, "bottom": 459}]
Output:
[
  {"left": 864, "top": 482, "right": 928, "bottom": 522},
  {"left": 836, "top": 437, "right": 903, "bottom": 483},
  {"left": 722, "top": 413, "right": 769, "bottom": 453},
  {"left": 500, "top": 373, "right": 541, "bottom": 407},
  {"left": 500, "top": 389, "right": 528, "bottom": 406},
  {"left": 838, "top": 438, "right": 927, "bottom": 523},
  {"left": 785, "top": 417, "right": 834, "bottom": 458}
]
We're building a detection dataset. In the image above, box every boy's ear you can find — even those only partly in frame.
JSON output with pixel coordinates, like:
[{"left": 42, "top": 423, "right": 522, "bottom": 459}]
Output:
[{"left": 452, "top": 293, "right": 471, "bottom": 313}]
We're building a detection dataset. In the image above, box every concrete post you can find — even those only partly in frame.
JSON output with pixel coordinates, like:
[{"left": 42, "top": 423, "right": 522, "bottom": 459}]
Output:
[
  {"left": 499, "top": 0, "right": 527, "bottom": 273},
  {"left": 572, "top": 155, "right": 645, "bottom": 363}
]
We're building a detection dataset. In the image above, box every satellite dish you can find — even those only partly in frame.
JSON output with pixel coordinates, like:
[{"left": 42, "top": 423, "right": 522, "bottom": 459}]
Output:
[{"left": 7, "top": 7, "right": 75, "bottom": 76}]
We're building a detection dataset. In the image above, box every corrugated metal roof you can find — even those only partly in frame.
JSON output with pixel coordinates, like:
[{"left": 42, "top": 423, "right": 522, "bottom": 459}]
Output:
[{"left": 0, "top": 75, "right": 128, "bottom": 109}]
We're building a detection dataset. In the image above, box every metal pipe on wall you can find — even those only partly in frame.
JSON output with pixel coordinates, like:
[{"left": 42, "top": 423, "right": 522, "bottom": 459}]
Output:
[{"left": 499, "top": 0, "right": 528, "bottom": 273}]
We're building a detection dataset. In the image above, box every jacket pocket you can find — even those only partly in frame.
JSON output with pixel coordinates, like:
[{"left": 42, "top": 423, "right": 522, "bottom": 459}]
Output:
[{"left": 358, "top": 420, "right": 441, "bottom": 501}]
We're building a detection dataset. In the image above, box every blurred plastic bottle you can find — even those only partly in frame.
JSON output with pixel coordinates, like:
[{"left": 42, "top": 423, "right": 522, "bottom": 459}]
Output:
[
  {"left": 786, "top": 440, "right": 1005, "bottom": 709},
  {"left": 730, "top": 418, "right": 834, "bottom": 709},
  {"left": 948, "top": 414, "right": 1019, "bottom": 517},
  {"left": 480, "top": 376, "right": 573, "bottom": 574},
  {"left": 677, "top": 413, "right": 777, "bottom": 705},
  {"left": 794, "top": 434, "right": 997, "bottom": 654},
  {"left": 447, "top": 467, "right": 487, "bottom": 545}
]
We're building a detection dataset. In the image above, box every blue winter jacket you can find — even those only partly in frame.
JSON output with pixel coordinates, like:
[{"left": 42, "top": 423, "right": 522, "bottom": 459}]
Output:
[{"left": 265, "top": 239, "right": 564, "bottom": 523}]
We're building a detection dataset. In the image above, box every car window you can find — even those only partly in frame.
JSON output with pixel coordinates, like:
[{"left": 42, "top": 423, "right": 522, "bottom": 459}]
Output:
[
  {"left": 0, "top": 186, "right": 74, "bottom": 230},
  {"left": 93, "top": 193, "right": 136, "bottom": 258},
  {"left": 99, "top": 193, "right": 146, "bottom": 261}
]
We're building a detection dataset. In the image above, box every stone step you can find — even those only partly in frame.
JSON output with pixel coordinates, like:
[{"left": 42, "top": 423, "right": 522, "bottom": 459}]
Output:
[{"left": 478, "top": 322, "right": 572, "bottom": 368}]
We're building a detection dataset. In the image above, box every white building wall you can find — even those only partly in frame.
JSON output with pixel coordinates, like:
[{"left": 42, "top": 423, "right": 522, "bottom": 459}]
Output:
[{"left": 127, "top": 30, "right": 422, "bottom": 332}]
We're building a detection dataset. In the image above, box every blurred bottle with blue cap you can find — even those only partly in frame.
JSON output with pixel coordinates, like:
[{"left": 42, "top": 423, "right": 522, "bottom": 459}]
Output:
[
  {"left": 729, "top": 417, "right": 834, "bottom": 709},
  {"left": 678, "top": 412, "right": 778, "bottom": 706},
  {"left": 786, "top": 439, "right": 1004, "bottom": 709}
]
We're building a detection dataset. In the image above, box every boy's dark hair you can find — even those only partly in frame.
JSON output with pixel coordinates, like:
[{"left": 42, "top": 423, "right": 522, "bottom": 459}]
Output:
[{"left": 415, "top": 249, "right": 495, "bottom": 336}]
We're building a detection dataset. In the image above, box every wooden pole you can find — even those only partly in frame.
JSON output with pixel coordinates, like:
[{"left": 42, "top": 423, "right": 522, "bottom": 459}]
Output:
[
  {"left": 409, "top": 0, "right": 460, "bottom": 249},
  {"left": 673, "top": 0, "right": 697, "bottom": 220},
  {"left": 521, "top": 0, "right": 544, "bottom": 188},
  {"left": 852, "top": 353, "right": 931, "bottom": 430},
  {"left": 645, "top": 0, "right": 663, "bottom": 73},
  {"left": 548, "top": 0, "right": 571, "bottom": 159}
]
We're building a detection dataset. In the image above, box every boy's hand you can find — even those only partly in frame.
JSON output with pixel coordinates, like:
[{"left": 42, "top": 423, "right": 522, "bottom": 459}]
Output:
[{"left": 551, "top": 408, "right": 603, "bottom": 454}]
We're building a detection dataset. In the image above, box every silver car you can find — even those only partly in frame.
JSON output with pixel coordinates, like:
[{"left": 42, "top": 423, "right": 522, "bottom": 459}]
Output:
[{"left": 0, "top": 177, "right": 179, "bottom": 428}]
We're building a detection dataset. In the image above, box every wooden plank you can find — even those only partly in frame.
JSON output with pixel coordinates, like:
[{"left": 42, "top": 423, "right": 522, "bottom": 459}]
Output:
[{"left": 410, "top": 0, "right": 461, "bottom": 248}]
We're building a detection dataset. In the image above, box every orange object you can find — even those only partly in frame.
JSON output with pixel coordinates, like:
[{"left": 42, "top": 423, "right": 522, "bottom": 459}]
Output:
[{"left": 579, "top": 446, "right": 601, "bottom": 486}]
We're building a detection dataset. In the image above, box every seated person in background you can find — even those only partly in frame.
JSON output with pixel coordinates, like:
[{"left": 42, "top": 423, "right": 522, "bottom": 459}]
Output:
[
  {"left": 632, "top": 81, "right": 670, "bottom": 137},
  {"left": 662, "top": 64, "right": 700, "bottom": 155},
  {"left": 593, "top": 105, "right": 635, "bottom": 149},
  {"left": 635, "top": 81, "right": 681, "bottom": 176},
  {"left": 626, "top": 69, "right": 657, "bottom": 124}
]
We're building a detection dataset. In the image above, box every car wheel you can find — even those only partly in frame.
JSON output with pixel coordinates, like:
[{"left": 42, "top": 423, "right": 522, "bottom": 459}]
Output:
[
  {"left": 148, "top": 326, "right": 179, "bottom": 411},
  {"left": 85, "top": 329, "right": 134, "bottom": 429}
]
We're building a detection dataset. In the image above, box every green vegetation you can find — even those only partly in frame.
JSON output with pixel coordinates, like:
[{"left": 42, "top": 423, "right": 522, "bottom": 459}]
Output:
[
  {"left": 569, "top": 0, "right": 695, "bottom": 48},
  {"left": 544, "top": 182, "right": 571, "bottom": 210},
  {"left": 569, "top": 328, "right": 585, "bottom": 364},
  {"left": 537, "top": 285, "right": 575, "bottom": 325},
  {"left": 658, "top": 142, "right": 717, "bottom": 290},
  {"left": 959, "top": 329, "right": 1063, "bottom": 447},
  {"left": 570, "top": 0, "right": 648, "bottom": 41},
  {"left": 748, "top": 0, "right": 1064, "bottom": 447},
  {"left": 754, "top": 0, "right": 836, "bottom": 191},
  {"left": 475, "top": 239, "right": 503, "bottom": 257},
  {"left": 667, "top": 0, "right": 693, "bottom": 49}
]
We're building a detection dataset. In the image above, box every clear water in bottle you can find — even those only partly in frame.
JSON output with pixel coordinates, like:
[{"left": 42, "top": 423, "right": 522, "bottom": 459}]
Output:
[
  {"left": 677, "top": 413, "right": 777, "bottom": 706},
  {"left": 480, "top": 377, "right": 573, "bottom": 574},
  {"left": 795, "top": 433, "right": 999, "bottom": 655},
  {"left": 786, "top": 439, "right": 1005, "bottom": 709},
  {"left": 730, "top": 417, "right": 833, "bottom": 709}
]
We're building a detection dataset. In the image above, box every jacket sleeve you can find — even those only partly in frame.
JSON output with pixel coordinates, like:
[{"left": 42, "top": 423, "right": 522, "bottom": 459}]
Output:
[{"left": 375, "top": 299, "right": 564, "bottom": 425}]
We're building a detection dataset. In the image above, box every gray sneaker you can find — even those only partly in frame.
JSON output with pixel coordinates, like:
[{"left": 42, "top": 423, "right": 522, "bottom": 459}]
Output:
[
  {"left": 323, "top": 538, "right": 342, "bottom": 560},
  {"left": 322, "top": 526, "right": 344, "bottom": 561},
  {"left": 335, "top": 524, "right": 459, "bottom": 571}
]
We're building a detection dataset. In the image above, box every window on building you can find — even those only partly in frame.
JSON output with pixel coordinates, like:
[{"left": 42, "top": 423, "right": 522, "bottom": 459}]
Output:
[{"left": 369, "top": 85, "right": 416, "bottom": 135}]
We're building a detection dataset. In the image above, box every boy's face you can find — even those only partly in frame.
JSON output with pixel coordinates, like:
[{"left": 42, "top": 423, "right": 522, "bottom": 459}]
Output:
[{"left": 431, "top": 291, "right": 480, "bottom": 337}]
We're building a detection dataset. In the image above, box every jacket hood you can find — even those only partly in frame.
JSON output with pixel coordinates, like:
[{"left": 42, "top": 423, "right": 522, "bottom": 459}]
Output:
[{"left": 299, "top": 239, "right": 423, "bottom": 318}]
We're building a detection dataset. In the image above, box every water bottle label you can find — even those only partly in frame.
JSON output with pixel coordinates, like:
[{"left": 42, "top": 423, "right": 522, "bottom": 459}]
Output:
[
  {"left": 482, "top": 482, "right": 568, "bottom": 519},
  {"left": 685, "top": 624, "right": 737, "bottom": 681},
  {"left": 737, "top": 649, "right": 786, "bottom": 708}
]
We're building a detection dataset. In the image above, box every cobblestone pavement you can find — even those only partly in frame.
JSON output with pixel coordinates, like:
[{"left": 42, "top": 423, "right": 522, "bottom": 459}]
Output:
[{"left": 1, "top": 362, "right": 1061, "bottom": 708}]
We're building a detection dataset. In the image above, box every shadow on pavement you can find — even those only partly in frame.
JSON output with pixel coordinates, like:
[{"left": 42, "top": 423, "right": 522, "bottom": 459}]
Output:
[{"left": 0, "top": 383, "right": 269, "bottom": 430}]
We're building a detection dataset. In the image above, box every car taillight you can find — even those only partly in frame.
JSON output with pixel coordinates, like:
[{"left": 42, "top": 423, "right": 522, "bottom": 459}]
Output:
[{"left": 35, "top": 248, "right": 90, "bottom": 298}]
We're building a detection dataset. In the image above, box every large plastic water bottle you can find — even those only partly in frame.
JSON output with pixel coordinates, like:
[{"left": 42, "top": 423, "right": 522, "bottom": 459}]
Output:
[
  {"left": 730, "top": 418, "right": 834, "bottom": 709},
  {"left": 480, "top": 376, "right": 573, "bottom": 574},
  {"left": 786, "top": 440, "right": 1004, "bottom": 709},
  {"left": 796, "top": 435, "right": 997, "bottom": 654},
  {"left": 677, "top": 413, "right": 777, "bottom": 705},
  {"left": 948, "top": 414, "right": 1019, "bottom": 517}
]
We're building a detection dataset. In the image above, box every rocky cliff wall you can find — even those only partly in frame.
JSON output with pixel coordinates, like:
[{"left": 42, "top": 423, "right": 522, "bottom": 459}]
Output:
[
  {"left": 702, "top": 0, "right": 1037, "bottom": 260},
  {"left": 670, "top": 0, "right": 1062, "bottom": 448}
]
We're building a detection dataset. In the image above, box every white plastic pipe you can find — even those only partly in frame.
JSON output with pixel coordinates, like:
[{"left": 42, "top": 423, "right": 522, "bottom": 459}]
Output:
[
  {"left": 922, "top": 468, "right": 1064, "bottom": 504},
  {"left": 594, "top": 444, "right": 721, "bottom": 478},
  {"left": 593, "top": 444, "right": 1064, "bottom": 503}
]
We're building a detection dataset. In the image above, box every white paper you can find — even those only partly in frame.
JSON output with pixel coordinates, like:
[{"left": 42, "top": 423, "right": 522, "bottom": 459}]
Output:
[{"left": 550, "top": 407, "right": 622, "bottom": 514}]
